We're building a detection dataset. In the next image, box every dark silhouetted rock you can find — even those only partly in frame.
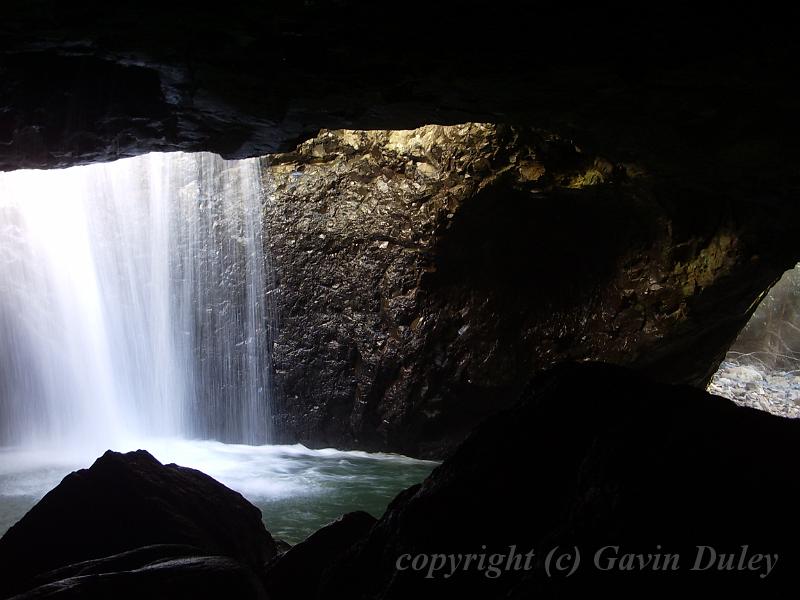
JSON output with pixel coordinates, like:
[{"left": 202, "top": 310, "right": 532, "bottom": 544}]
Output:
[
  {"left": 25, "top": 544, "right": 207, "bottom": 590},
  {"left": 310, "top": 363, "right": 800, "bottom": 598},
  {"left": 264, "top": 511, "right": 376, "bottom": 599},
  {"left": 0, "top": 450, "right": 276, "bottom": 598},
  {"left": 9, "top": 556, "right": 267, "bottom": 600},
  {"left": 0, "top": 2, "right": 797, "bottom": 179}
]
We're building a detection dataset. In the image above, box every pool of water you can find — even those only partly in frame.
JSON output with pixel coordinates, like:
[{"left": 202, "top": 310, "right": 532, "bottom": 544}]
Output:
[{"left": 0, "top": 440, "right": 437, "bottom": 544}]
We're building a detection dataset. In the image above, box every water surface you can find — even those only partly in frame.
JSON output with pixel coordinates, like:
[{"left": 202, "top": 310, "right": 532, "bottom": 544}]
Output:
[{"left": 0, "top": 440, "right": 437, "bottom": 544}]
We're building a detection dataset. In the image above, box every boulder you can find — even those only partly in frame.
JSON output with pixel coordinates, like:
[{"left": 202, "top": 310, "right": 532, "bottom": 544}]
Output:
[
  {"left": 310, "top": 363, "right": 800, "bottom": 598},
  {"left": 0, "top": 450, "right": 276, "bottom": 598},
  {"left": 264, "top": 511, "right": 376, "bottom": 599}
]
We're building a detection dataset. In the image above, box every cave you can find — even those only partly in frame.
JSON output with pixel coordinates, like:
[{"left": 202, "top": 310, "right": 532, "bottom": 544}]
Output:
[{"left": 1, "top": 2, "right": 799, "bottom": 599}]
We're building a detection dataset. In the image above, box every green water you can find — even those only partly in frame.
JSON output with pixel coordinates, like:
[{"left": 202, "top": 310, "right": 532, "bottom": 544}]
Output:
[{"left": 0, "top": 440, "right": 437, "bottom": 544}]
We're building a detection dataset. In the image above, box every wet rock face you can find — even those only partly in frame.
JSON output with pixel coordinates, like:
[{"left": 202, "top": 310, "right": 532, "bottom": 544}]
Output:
[{"left": 264, "top": 124, "right": 800, "bottom": 457}]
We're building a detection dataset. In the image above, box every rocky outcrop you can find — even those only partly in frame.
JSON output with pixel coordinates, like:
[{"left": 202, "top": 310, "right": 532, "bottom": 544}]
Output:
[
  {"left": 263, "top": 511, "right": 376, "bottom": 599},
  {"left": 264, "top": 124, "right": 800, "bottom": 456},
  {"left": 0, "top": 450, "right": 276, "bottom": 598},
  {"left": 268, "top": 363, "right": 800, "bottom": 599},
  {"left": 1, "top": 2, "right": 797, "bottom": 176}
]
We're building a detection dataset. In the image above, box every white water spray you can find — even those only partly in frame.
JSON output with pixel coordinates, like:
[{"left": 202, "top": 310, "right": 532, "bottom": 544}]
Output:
[{"left": 0, "top": 152, "right": 275, "bottom": 453}]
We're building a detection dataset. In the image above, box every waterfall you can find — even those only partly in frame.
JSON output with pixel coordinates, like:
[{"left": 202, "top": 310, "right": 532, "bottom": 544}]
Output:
[{"left": 0, "top": 153, "right": 275, "bottom": 452}]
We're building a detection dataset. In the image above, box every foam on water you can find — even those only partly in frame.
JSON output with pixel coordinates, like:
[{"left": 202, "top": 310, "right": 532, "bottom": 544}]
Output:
[
  {"left": 0, "top": 154, "right": 438, "bottom": 543},
  {"left": 0, "top": 440, "right": 437, "bottom": 543},
  {"left": 0, "top": 152, "right": 275, "bottom": 450}
]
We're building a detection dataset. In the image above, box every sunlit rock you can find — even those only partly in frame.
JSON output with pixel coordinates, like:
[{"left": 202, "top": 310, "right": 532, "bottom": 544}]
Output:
[{"left": 263, "top": 124, "right": 797, "bottom": 457}]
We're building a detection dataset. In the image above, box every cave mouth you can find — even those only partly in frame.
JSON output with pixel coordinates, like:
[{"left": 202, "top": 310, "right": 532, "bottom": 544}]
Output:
[
  {"left": 708, "top": 264, "right": 800, "bottom": 417},
  {"left": 0, "top": 152, "right": 435, "bottom": 542}
]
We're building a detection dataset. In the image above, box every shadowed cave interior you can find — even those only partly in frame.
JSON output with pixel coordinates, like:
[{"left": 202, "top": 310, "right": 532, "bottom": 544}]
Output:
[{"left": 1, "top": 2, "right": 800, "bottom": 599}]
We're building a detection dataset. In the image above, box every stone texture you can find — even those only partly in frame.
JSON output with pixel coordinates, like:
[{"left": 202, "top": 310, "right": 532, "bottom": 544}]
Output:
[
  {"left": 310, "top": 363, "right": 800, "bottom": 599},
  {"left": 709, "top": 359, "right": 800, "bottom": 417},
  {"left": 263, "top": 511, "right": 376, "bottom": 599},
  {"left": 264, "top": 124, "right": 800, "bottom": 457},
  {"left": 0, "top": 450, "right": 276, "bottom": 598}
]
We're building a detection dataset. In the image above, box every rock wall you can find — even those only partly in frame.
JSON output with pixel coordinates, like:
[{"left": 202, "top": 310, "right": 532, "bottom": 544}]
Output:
[{"left": 263, "top": 124, "right": 800, "bottom": 457}]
